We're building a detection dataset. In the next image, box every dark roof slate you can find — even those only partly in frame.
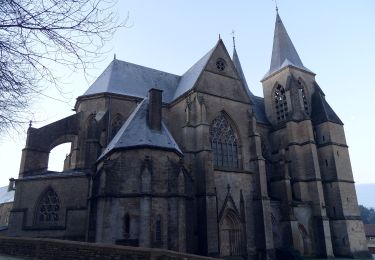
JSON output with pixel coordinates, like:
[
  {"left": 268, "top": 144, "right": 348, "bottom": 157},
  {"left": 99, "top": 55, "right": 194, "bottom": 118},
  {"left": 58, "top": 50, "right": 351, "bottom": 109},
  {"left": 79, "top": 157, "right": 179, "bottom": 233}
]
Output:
[
  {"left": 83, "top": 46, "right": 216, "bottom": 103},
  {"left": 83, "top": 59, "right": 180, "bottom": 103},
  {"left": 98, "top": 99, "right": 182, "bottom": 160},
  {"left": 251, "top": 96, "right": 270, "bottom": 125},
  {"left": 173, "top": 46, "right": 215, "bottom": 100},
  {"left": 311, "top": 85, "right": 343, "bottom": 125}
]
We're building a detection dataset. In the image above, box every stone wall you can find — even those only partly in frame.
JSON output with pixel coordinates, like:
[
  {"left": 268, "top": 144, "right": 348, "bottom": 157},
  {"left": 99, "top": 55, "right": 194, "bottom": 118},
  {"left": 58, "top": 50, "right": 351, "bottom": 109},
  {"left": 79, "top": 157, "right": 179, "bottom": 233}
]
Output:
[
  {"left": 0, "top": 202, "right": 13, "bottom": 227},
  {"left": 0, "top": 236, "right": 219, "bottom": 260}
]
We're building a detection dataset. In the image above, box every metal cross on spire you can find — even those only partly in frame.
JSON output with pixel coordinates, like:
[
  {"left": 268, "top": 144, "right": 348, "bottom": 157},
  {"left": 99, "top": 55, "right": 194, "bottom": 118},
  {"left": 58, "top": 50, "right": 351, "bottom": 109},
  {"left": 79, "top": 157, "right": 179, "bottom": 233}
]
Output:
[
  {"left": 231, "top": 30, "right": 236, "bottom": 49},
  {"left": 272, "top": 0, "right": 279, "bottom": 12}
]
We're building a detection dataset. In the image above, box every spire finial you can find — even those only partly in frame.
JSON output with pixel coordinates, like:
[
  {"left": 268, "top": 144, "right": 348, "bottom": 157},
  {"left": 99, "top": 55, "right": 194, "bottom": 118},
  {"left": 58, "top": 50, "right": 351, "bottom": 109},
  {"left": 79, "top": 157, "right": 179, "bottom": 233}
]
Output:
[
  {"left": 29, "top": 120, "right": 32, "bottom": 128},
  {"left": 232, "top": 30, "right": 236, "bottom": 49},
  {"left": 272, "top": 0, "right": 279, "bottom": 13},
  {"left": 114, "top": 53, "right": 116, "bottom": 60},
  {"left": 219, "top": 33, "right": 221, "bottom": 40}
]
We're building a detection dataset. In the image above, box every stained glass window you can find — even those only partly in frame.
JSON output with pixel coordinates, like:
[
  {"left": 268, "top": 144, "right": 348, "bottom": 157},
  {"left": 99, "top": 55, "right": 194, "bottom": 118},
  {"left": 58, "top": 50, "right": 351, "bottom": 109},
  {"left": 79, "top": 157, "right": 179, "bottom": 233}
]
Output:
[
  {"left": 210, "top": 114, "right": 239, "bottom": 168},
  {"left": 274, "top": 84, "right": 288, "bottom": 122},
  {"left": 37, "top": 188, "right": 60, "bottom": 224}
]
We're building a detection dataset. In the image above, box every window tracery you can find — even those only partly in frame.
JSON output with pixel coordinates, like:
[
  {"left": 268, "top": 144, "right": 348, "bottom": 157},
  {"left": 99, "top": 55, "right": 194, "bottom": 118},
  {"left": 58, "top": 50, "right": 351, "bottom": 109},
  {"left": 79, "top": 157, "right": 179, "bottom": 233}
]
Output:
[
  {"left": 274, "top": 84, "right": 288, "bottom": 122},
  {"left": 210, "top": 114, "right": 239, "bottom": 168},
  {"left": 216, "top": 58, "right": 226, "bottom": 71},
  {"left": 36, "top": 188, "right": 60, "bottom": 224}
]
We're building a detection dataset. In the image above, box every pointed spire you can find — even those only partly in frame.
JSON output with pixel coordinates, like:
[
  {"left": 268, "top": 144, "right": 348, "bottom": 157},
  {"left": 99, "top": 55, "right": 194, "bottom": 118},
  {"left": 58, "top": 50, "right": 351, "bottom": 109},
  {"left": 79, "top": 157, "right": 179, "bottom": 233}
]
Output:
[
  {"left": 263, "top": 13, "right": 313, "bottom": 80},
  {"left": 232, "top": 40, "right": 254, "bottom": 96}
]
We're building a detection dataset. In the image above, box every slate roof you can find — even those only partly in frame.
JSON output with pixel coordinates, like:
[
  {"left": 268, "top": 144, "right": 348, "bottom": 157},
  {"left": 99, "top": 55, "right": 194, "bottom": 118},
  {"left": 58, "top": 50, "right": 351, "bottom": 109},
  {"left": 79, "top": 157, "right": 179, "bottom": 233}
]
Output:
[
  {"left": 98, "top": 99, "right": 182, "bottom": 160},
  {"left": 173, "top": 46, "right": 215, "bottom": 100},
  {"left": 263, "top": 13, "right": 313, "bottom": 80},
  {"left": 250, "top": 96, "right": 270, "bottom": 125},
  {"left": 0, "top": 186, "right": 14, "bottom": 204},
  {"left": 311, "top": 84, "right": 343, "bottom": 125},
  {"left": 82, "top": 41, "right": 270, "bottom": 126},
  {"left": 83, "top": 46, "right": 216, "bottom": 103},
  {"left": 83, "top": 59, "right": 180, "bottom": 103}
]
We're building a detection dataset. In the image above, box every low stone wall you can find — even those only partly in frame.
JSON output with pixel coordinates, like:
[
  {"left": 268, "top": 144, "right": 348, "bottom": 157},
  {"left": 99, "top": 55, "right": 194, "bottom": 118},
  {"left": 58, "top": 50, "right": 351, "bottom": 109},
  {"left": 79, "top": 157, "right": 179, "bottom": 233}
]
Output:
[{"left": 0, "top": 236, "right": 218, "bottom": 260}]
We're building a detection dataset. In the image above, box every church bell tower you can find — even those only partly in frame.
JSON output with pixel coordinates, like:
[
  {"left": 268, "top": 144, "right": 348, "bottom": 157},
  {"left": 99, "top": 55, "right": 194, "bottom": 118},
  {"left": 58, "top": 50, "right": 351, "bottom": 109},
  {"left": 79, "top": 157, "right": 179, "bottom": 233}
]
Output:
[{"left": 261, "top": 11, "right": 370, "bottom": 258}]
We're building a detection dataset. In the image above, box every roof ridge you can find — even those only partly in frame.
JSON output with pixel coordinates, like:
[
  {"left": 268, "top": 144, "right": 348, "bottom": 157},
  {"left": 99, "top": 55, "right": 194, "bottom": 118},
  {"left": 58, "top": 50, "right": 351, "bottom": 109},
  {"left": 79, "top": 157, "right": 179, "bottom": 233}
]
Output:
[
  {"left": 173, "top": 41, "right": 218, "bottom": 100},
  {"left": 113, "top": 59, "right": 180, "bottom": 78}
]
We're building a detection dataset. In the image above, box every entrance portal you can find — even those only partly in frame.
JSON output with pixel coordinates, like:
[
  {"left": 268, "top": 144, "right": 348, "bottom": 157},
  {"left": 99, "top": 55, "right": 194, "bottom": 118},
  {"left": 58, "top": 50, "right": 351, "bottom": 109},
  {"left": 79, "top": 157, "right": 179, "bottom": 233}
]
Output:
[{"left": 220, "top": 210, "right": 245, "bottom": 257}]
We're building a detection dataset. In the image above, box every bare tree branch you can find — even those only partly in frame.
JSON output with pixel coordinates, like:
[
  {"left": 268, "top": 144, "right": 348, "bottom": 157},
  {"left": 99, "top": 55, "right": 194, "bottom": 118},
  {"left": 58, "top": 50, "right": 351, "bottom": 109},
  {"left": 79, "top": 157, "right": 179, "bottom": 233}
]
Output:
[{"left": 0, "top": 0, "right": 125, "bottom": 134}]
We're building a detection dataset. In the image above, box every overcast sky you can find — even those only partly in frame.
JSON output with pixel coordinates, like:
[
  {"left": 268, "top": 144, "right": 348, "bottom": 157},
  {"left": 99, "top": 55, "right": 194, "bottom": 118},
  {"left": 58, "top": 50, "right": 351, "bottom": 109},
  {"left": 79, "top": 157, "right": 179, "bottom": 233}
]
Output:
[{"left": 0, "top": 0, "right": 374, "bottom": 187}]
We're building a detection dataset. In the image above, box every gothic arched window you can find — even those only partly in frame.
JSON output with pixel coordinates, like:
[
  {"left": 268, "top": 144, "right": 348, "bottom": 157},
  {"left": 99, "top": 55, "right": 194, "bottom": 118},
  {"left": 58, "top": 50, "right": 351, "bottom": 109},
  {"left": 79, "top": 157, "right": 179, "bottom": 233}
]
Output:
[
  {"left": 111, "top": 114, "right": 123, "bottom": 139},
  {"left": 297, "top": 80, "right": 309, "bottom": 114},
  {"left": 274, "top": 84, "right": 288, "bottom": 122},
  {"left": 210, "top": 114, "right": 239, "bottom": 168},
  {"left": 87, "top": 115, "right": 98, "bottom": 139},
  {"left": 36, "top": 188, "right": 60, "bottom": 224}
]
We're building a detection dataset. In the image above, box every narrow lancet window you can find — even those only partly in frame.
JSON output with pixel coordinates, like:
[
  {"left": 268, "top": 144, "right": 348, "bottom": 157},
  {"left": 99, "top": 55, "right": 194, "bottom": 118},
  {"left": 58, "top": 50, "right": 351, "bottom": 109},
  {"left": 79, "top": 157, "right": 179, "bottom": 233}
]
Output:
[
  {"left": 274, "top": 84, "right": 288, "bottom": 122},
  {"left": 210, "top": 114, "right": 239, "bottom": 168},
  {"left": 111, "top": 114, "right": 123, "bottom": 139},
  {"left": 36, "top": 188, "right": 60, "bottom": 224},
  {"left": 297, "top": 80, "right": 309, "bottom": 114},
  {"left": 87, "top": 115, "right": 98, "bottom": 139},
  {"left": 123, "top": 213, "right": 130, "bottom": 238},
  {"left": 155, "top": 215, "right": 162, "bottom": 243}
]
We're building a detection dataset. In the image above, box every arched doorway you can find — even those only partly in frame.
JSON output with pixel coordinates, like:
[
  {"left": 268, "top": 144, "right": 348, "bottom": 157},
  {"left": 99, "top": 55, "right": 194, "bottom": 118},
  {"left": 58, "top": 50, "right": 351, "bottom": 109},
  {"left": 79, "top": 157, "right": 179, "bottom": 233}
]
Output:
[{"left": 220, "top": 210, "right": 245, "bottom": 258}]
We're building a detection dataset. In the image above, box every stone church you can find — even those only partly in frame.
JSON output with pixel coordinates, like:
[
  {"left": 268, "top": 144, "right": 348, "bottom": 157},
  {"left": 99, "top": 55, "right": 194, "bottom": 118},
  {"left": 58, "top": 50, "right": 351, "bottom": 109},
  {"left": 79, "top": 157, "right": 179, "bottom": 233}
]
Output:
[{"left": 6, "top": 12, "right": 370, "bottom": 259}]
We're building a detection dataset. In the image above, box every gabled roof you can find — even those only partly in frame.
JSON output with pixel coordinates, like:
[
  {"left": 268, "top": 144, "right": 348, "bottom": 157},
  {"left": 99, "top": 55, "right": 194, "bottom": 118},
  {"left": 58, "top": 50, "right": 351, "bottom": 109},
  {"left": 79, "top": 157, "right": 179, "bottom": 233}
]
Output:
[
  {"left": 0, "top": 186, "right": 14, "bottom": 204},
  {"left": 83, "top": 59, "right": 180, "bottom": 103},
  {"left": 263, "top": 13, "right": 313, "bottom": 80},
  {"left": 311, "top": 84, "right": 343, "bottom": 125},
  {"left": 173, "top": 45, "right": 216, "bottom": 100},
  {"left": 232, "top": 46, "right": 253, "bottom": 96},
  {"left": 98, "top": 99, "right": 182, "bottom": 161}
]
